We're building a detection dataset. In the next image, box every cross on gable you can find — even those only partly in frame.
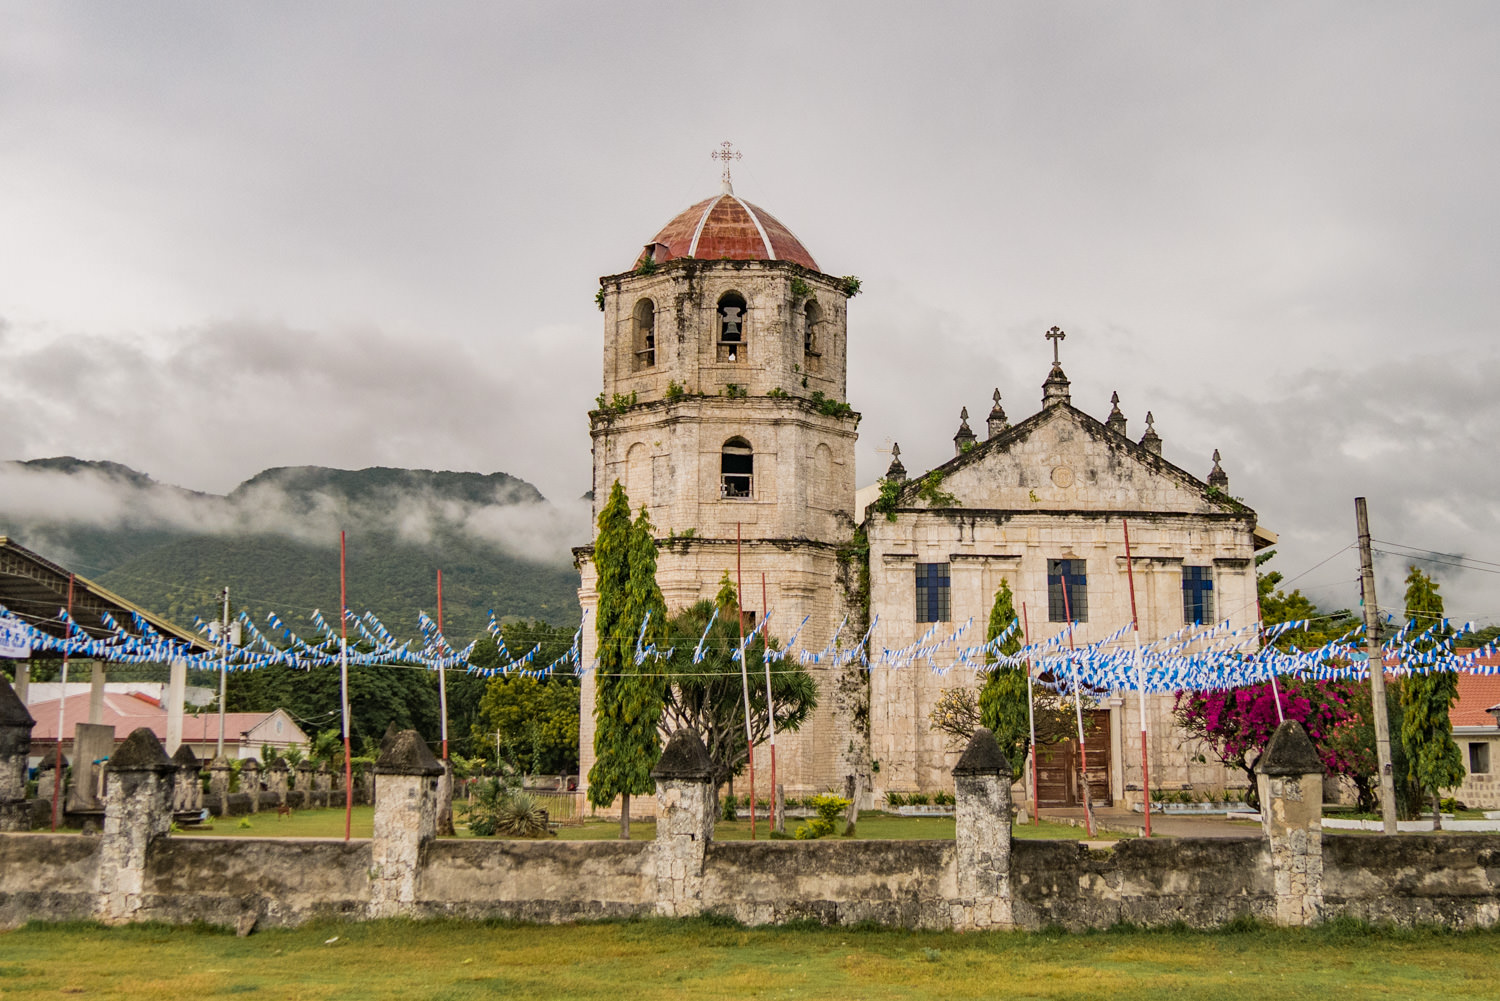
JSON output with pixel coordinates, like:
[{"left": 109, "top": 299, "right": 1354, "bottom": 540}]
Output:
[
  {"left": 1045, "top": 326, "right": 1066, "bottom": 365},
  {"left": 711, "top": 141, "right": 742, "bottom": 185}
]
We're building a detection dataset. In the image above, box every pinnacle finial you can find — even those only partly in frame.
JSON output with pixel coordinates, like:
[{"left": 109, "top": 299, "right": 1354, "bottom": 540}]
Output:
[
  {"left": 1106, "top": 390, "right": 1127, "bottom": 435},
  {"left": 1208, "top": 448, "right": 1229, "bottom": 490},
  {"left": 885, "top": 441, "right": 907, "bottom": 482},
  {"left": 891, "top": 442, "right": 901, "bottom": 458},
  {"left": 1139, "top": 411, "right": 1162, "bottom": 455},
  {"left": 1111, "top": 391, "right": 1119, "bottom": 406},
  {"left": 993, "top": 388, "right": 1002, "bottom": 405},
  {"left": 960, "top": 406, "right": 969, "bottom": 421},
  {"left": 1145, "top": 411, "right": 1155, "bottom": 429},
  {"left": 1213, "top": 448, "right": 1221, "bottom": 462},
  {"left": 987, "top": 388, "right": 1009, "bottom": 438}
]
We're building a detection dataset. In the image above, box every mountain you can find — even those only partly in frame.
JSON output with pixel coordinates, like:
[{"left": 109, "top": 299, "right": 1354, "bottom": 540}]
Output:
[{"left": 1, "top": 458, "right": 582, "bottom": 642}]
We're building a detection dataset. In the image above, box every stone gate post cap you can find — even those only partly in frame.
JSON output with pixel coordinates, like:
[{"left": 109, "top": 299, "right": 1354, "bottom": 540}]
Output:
[
  {"left": 296, "top": 759, "right": 315, "bottom": 771},
  {"left": 109, "top": 727, "right": 176, "bottom": 773},
  {"left": 316, "top": 760, "right": 330, "bottom": 773},
  {"left": 267, "top": 757, "right": 289, "bottom": 772},
  {"left": 650, "top": 729, "right": 713, "bottom": 781},
  {"left": 1255, "top": 720, "right": 1326, "bottom": 776},
  {"left": 171, "top": 743, "right": 200, "bottom": 768},
  {"left": 240, "top": 758, "right": 261, "bottom": 772},
  {"left": 210, "top": 754, "right": 235, "bottom": 769},
  {"left": 375, "top": 730, "right": 444, "bottom": 776},
  {"left": 952, "top": 727, "right": 1012, "bottom": 778},
  {"left": 0, "top": 678, "right": 35, "bottom": 729}
]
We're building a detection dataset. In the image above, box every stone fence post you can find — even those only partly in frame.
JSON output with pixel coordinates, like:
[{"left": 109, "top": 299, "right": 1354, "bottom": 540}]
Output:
[
  {"left": 266, "top": 758, "right": 289, "bottom": 805},
  {"left": 315, "top": 762, "right": 332, "bottom": 808},
  {"left": 0, "top": 679, "right": 36, "bottom": 832},
  {"left": 98, "top": 728, "right": 175, "bottom": 922},
  {"left": 368, "top": 731, "right": 443, "bottom": 919},
  {"left": 170, "top": 744, "right": 201, "bottom": 813},
  {"left": 951, "top": 726, "right": 1014, "bottom": 930},
  {"left": 208, "top": 755, "right": 233, "bottom": 816},
  {"left": 241, "top": 758, "right": 262, "bottom": 813},
  {"left": 1256, "top": 720, "right": 1325, "bottom": 926},
  {"left": 651, "top": 730, "right": 716, "bottom": 917},
  {"left": 295, "top": 759, "right": 315, "bottom": 802},
  {"left": 436, "top": 760, "right": 455, "bottom": 836}
]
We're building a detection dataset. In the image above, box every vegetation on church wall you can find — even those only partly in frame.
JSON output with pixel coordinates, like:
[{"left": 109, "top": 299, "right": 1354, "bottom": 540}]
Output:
[
  {"left": 724, "top": 383, "right": 748, "bottom": 399},
  {"left": 839, "top": 275, "right": 862, "bottom": 297},
  {"left": 592, "top": 391, "right": 638, "bottom": 417},
  {"left": 595, "top": 288, "right": 606, "bottom": 311},
  {"left": 789, "top": 276, "right": 812, "bottom": 299},
  {"left": 915, "top": 470, "right": 958, "bottom": 509},
  {"left": 808, "top": 390, "right": 854, "bottom": 418},
  {"left": 766, "top": 387, "right": 788, "bottom": 399},
  {"left": 872, "top": 478, "right": 901, "bottom": 521},
  {"left": 665, "top": 380, "right": 686, "bottom": 401}
]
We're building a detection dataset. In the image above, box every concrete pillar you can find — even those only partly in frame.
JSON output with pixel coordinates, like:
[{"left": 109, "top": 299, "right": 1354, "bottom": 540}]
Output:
[
  {"left": 1255, "top": 720, "right": 1326, "bottom": 927},
  {"left": 369, "top": 730, "right": 443, "bottom": 919},
  {"left": 164, "top": 657, "right": 186, "bottom": 754},
  {"left": 266, "top": 758, "right": 289, "bottom": 805},
  {"left": 436, "top": 759, "right": 455, "bottom": 836},
  {"left": 98, "top": 727, "right": 175, "bottom": 923},
  {"left": 314, "top": 761, "right": 332, "bottom": 808},
  {"left": 208, "top": 755, "right": 234, "bottom": 816},
  {"left": 0, "top": 677, "right": 37, "bottom": 831},
  {"left": 240, "top": 758, "right": 262, "bottom": 813},
  {"left": 88, "top": 661, "right": 105, "bottom": 725},
  {"left": 651, "top": 730, "right": 716, "bottom": 917},
  {"left": 951, "top": 726, "right": 1014, "bottom": 930},
  {"left": 170, "top": 743, "right": 201, "bottom": 813},
  {"left": 67, "top": 722, "right": 115, "bottom": 813},
  {"left": 12, "top": 661, "right": 29, "bottom": 705}
]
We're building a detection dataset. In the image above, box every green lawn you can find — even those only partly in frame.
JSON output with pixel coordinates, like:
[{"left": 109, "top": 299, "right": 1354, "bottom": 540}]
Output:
[
  {"left": 3, "top": 917, "right": 1494, "bottom": 1000},
  {"left": 175, "top": 807, "right": 1116, "bottom": 843}
]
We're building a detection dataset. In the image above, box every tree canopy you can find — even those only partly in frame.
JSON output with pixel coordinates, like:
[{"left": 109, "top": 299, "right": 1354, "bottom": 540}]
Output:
[
  {"left": 1398, "top": 566, "right": 1465, "bottom": 824},
  {"left": 977, "top": 578, "right": 1030, "bottom": 767}
]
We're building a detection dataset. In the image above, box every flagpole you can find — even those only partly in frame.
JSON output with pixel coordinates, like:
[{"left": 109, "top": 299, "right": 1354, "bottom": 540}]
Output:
[
  {"left": 736, "top": 522, "right": 755, "bottom": 839},
  {"left": 50, "top": 574, "right": 75, "bottom": 832},
  {"left": 1122, "top": 520, "right": 1151, "bottom": 837},
  {"left": 1060, "top": 579, "right": 1094, "bottom": 838},
  {"left": 437, "top": 569, "right": 449, "bottom": 760},
  {"left": 340, "top": 531, "right": 352, "bottom": 842},
  {"left": 1021, "top": 602, "right": 1038, "bottom": 824}
]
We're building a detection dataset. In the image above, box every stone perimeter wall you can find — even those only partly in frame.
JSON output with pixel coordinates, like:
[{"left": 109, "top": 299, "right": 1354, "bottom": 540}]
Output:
[{"left": 2, "top": 725, "right": 1499, "bottom": 933}]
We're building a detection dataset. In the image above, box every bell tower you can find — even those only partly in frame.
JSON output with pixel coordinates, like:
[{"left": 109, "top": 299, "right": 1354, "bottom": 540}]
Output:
[{"left": 577, "top": 158, "right": 862, "bottom": 799}]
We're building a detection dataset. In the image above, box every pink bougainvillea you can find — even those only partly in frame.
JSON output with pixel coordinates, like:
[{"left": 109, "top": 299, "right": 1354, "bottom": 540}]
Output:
[{"left": 1174, "top": 680, "right": 1363, "bottom": 802}]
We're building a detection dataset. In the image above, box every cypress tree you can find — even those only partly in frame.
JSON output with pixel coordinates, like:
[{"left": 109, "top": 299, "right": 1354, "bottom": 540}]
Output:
[
  {"left": 977, "top": 578, "right": 1029, "bottom": 768},
  {"left": 587, "top": 483, "right": 666, "bottom": 837},
  {"left": 1398, "top": 566, "right": 1465, "bottom": 828}
]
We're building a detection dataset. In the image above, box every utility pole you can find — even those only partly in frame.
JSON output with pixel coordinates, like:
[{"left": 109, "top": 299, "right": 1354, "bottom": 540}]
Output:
[
  {"left": 216, "top": 586, "right": 230, "bottom": 758},
  {"left": 1356, "top": 497, "right": 1399, "bottom": 835}
]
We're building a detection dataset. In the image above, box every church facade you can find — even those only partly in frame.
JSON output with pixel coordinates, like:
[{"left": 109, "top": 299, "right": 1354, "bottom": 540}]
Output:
[{"left": 576, "top": 171, "right": 1268, "bottom": 812}]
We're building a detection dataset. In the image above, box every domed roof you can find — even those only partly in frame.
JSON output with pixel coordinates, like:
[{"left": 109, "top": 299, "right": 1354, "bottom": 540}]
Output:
[{"left": 638, "top": 184, "right": 819, "bottom": 271}]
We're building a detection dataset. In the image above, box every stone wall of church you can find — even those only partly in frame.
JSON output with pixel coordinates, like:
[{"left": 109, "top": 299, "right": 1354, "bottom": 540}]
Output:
[
  {"left": 590, "top": 397, "right": 857, "bottom": 544},
  {"left": 866, "top": 508, "right": 1258, "bottom": 799}
]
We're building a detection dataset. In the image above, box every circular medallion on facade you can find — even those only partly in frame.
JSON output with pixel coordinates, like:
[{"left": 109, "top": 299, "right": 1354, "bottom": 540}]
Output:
[{"left": 1051, "top": 465, "right": 1075, "bottom": 488}]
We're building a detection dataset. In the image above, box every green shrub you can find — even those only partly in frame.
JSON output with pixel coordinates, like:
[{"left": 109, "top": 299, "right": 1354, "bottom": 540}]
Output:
[
  {"left": 907, "top": 792, "right": 930, "bottom": 806},
  {"left": 885, "top": 791, "right": 906, "bottom": 808},
  {"left": 793, "top": 792, "right": 851, "bottom": 840},
  {"left": 721, "top": 796, "right": 738, "bottom": 822},
  {"left": 933, "top": 790, "right": 955, "bottom": 806}
]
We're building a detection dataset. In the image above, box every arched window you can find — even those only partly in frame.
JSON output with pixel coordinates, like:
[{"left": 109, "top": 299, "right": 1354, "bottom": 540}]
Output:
[
  {"left": 720, "top": 437, "right": 753, "bottom": 499},
  {"left": 633, "top": 299, "right": 656, "bottom": 370},
  {"left": 717, "top": 292, "right": 747, "bottom": 363}
]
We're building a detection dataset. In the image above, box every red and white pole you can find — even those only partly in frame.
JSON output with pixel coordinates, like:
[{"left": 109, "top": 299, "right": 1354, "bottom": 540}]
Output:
[
  {"left": 1122, "top": 519, "right": 1151, "bottom": 838},
  {"left": 340, "top": 531, "right": 353, "bottom": 841}
]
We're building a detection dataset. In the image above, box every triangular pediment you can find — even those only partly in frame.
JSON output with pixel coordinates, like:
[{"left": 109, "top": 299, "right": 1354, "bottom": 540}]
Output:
[{"left": 892, "top": 405, "right": 1249, "bottom": 517}]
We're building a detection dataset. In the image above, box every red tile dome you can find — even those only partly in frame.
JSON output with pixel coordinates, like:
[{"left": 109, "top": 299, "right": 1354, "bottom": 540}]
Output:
[{"left": 638, "top": 185, "right": 819, "bottom": 271}]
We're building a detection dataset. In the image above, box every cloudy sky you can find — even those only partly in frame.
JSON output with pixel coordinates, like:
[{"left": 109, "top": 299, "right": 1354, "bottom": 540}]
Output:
[{"left": 3, "top": 3, "right": 1498, "bottom": 619}]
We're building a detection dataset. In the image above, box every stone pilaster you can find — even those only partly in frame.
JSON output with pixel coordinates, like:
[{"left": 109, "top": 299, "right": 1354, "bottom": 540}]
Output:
[
  {"left": 369, "top": 731, "right": 443, "bottom": 919},
  {"left": 651, "top": 730, "right": 716, "bottom": 917},
  {"left": 0, "top": 678, "right": 36, "bottom": 831},
  {"left": 1255, "top": 720, "right": 1325, "bottom": 926},
  {"left": 170, "top": 743, "right": 201, "bottom": 813},
  {"left": 208, "top": 755, "right": 233, "bottom": 815},
  {"left": 240, "top": 758, "right": 262, "bottom": 813},
  {"left": 951, "top": 727, "right": 1013, "bottom": 930},
  {"left": 98, "top": 728, "right": 175, "bottom": 923}
]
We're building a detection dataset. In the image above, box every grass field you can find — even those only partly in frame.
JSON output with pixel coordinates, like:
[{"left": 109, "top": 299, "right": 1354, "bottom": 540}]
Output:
[
  {"left": 3, "top": 917, "right": 1495, "bottom": 1000},
  {"left": 172, "top": 807, "right": 1112, "bottom": 843}
]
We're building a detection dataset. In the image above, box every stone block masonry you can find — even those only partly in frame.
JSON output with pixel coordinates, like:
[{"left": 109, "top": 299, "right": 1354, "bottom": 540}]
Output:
[{"left": 0, "top": 723, "right": 1498, "bottom": 932}]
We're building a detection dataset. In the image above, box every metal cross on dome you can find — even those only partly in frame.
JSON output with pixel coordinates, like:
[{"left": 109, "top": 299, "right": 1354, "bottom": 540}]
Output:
[
  {"left": 1045, "top": 326, "right": 1066, "bottom": 365},
  {"left": 712, "top": 141, "right": 742, "bottom": 185}
]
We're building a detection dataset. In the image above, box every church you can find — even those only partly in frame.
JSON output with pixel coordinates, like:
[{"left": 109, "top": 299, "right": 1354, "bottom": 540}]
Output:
[{"left": 575, "top": 158, "right": 1271, "bottom": 812}]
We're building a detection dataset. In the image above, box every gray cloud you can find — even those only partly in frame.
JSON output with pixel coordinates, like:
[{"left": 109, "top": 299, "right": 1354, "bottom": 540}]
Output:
[{"left": 2, "top": 3, "right": 1497, "bottom": 621}]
